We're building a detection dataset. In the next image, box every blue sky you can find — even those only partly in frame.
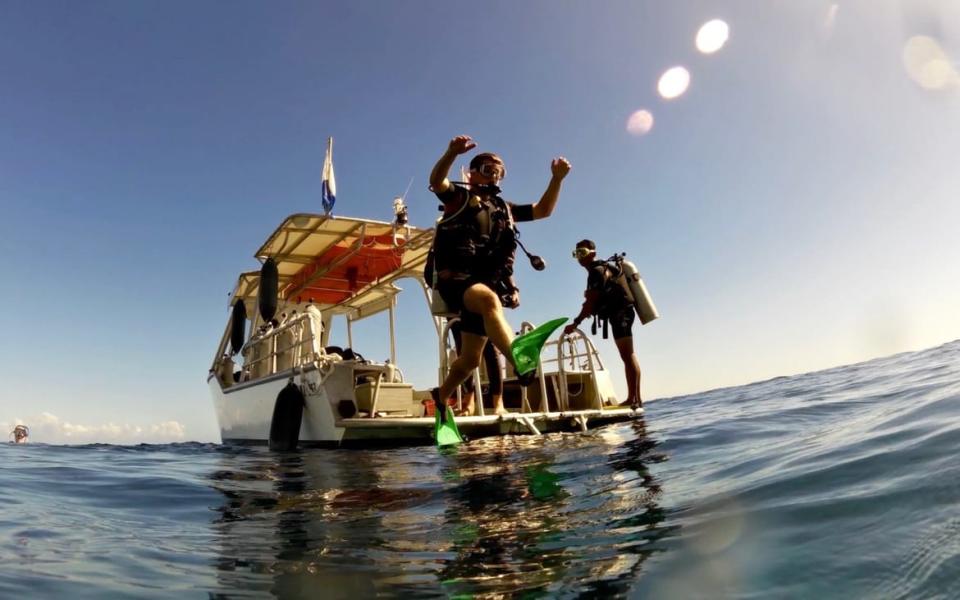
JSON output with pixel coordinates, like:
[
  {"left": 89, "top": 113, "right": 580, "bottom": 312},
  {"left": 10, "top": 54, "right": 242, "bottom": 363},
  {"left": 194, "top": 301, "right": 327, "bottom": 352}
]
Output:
[{"left": 3, "top": 0, "right": 960, "bottom": 443}]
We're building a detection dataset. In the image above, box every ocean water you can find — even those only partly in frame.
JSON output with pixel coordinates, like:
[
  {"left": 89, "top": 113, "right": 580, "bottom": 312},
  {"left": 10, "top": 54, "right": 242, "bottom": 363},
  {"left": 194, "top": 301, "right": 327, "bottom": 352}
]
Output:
[{"left": 3, "top": 340, "right": 960, "bottom": 598}]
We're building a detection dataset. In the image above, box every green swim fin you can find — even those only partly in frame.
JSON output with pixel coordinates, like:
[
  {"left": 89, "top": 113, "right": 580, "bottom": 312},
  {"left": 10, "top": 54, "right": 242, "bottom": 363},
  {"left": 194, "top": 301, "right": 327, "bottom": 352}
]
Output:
[
  {"left": 510, "top": 317, "right": 569, "bottom": 376},
  {"left": 434, "top": 403, "right": 463, "bottom": 447}
]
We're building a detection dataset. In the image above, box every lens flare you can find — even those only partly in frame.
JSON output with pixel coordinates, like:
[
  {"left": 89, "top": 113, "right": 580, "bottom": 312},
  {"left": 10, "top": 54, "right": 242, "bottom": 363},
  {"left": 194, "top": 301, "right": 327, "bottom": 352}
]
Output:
[
  {"left": 657, "top": 66, "right": 691, "bottom": 100},
  {"left": 626, "top": 109, "right": 654, "bottom": 136},
  {"left": 903, "top": 35, "right": 959, "bottom": 91},
  {"left": 690, "top": 498, "right": 746, "bottom": 555},
  {"left": 696, "top": 19, "right": 729, "bottom": 54},
  {"left": 824, "top": 4, "right": 839, "bottom": 32}
]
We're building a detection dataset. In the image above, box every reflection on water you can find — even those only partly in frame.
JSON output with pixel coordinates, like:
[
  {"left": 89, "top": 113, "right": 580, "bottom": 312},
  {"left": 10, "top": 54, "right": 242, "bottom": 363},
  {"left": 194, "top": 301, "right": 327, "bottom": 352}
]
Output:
[
  {"left": 4, "top": 344, "right": 959, "bottom": 598},
  {"left": 207, "top": 421, "right": 673, "bottom": 598}
]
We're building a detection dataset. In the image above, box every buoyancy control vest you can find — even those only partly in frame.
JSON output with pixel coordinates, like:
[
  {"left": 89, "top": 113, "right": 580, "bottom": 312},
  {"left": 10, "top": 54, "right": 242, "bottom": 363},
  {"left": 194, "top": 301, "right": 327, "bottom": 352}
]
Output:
[
  {"left": 589, "top": 257, "right": 631, "bottom": 316},
  {"left": 587, "top": 253, "right": 659, "bottom": 336},
  {"left": 586, "top": 255, "right": 632, "bottom": 339},
  {"left": 426, "top": 183, "right": 520, "bottom": 307}
]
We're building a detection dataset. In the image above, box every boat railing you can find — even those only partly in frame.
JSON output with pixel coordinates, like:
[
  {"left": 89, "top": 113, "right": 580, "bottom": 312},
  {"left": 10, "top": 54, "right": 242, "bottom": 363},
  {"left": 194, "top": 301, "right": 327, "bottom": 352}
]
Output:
[
  {"left": 238, "top": 310, "right": 324, "bottom": 382},
  {"left": 439, "top": 317, "right": 486, "bottom": 416},
  {"left": 517, "top": 321, "right": 551, "bottom": 414},
  {"left": 515, "top": 322, "right": 606, "bottom": 413},
  {"left": 555, "top": 329, "right": 606, "bottom": 411},
  {"left": 436, "top": 320, "right": 608, "bottom": 416}
]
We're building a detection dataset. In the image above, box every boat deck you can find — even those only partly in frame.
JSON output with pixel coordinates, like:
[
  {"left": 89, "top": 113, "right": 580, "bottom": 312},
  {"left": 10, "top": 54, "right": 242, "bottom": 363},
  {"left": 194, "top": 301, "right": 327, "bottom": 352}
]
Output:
[{"left": 333, "top": 406, "right": 643, "bottom": 446}]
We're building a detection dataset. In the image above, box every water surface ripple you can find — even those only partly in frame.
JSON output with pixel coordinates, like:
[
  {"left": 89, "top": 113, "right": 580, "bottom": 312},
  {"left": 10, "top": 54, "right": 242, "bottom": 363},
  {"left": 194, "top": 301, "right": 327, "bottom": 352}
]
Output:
[{"left": 3, "top": 340, "right": 960, "bottom": 598}]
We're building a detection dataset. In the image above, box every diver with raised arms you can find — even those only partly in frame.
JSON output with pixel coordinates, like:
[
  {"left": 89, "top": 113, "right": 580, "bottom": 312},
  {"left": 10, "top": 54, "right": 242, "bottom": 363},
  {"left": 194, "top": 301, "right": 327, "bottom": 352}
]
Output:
[{"left": 427, "top": 134, "right": 571, "bottom": 414}]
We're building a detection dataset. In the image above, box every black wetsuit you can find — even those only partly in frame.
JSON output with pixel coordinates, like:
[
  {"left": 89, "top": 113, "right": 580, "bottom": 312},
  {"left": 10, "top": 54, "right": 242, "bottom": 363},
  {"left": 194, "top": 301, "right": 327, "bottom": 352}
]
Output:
[{"left": 432, "top": 184, "right": 534, "bottom": 336}]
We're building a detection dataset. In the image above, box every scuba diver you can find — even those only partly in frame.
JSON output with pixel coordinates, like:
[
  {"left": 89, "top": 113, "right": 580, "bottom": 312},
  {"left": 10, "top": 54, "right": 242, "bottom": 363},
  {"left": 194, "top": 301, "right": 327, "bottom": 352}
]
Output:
[
  {"left": 563, "top": 239, "right": 646, "bottom": 408},
  {"left": 427, "top": 134, "right": 571, "bottom": 410}
]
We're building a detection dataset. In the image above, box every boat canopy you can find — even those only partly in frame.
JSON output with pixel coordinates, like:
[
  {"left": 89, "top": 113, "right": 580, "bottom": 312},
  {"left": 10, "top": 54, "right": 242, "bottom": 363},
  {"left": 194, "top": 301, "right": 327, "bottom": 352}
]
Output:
[{"left": 229, "top": 213, "right": 434, "bottom": 319}]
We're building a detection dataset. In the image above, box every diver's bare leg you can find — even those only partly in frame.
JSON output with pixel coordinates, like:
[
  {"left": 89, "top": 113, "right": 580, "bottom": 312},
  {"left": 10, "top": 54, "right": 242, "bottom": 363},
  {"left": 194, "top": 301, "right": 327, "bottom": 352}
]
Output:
[
  {"left": 615, "top": 335, "right": 641, "bottom": 406},
  {"left": 482, "top": 342, "right": 507, "bottom": 415},
  {"left": 438, "top": 332, "right": 486, "bottom": 410},
  {"left": 461, "top": 284, "right": 517, "bottom": 368}
]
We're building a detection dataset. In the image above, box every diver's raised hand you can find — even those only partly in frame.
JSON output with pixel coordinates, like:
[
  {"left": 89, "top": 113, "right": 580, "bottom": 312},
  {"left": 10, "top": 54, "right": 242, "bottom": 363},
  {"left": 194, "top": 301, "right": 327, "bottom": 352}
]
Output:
[
  {"left": 551, "top": 157, "right": 571, "bottom": 180},
  {"left": 432, "top": 136, "right": 474, "bottom": 190},
  {"left": 448, "top": 135, "right": 477, "bottom": 155}
]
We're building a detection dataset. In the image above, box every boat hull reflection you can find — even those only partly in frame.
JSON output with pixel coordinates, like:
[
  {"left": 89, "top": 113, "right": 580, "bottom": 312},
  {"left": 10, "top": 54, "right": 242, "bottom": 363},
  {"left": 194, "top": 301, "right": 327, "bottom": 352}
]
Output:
[{"left": 208, "top": 420, "right": 673, "bottom": 597}]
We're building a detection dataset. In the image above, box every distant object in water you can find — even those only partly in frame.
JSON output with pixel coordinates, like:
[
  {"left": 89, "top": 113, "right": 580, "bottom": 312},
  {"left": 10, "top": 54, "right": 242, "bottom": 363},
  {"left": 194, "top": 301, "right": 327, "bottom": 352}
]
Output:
[{"left": 10, "top": 425, "right": 28, "bottom": 444}]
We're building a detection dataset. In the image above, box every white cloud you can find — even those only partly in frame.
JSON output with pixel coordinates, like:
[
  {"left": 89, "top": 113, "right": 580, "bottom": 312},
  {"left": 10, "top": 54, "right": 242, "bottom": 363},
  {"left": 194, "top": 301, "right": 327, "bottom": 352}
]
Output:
[{"left": 2, "top": 412, "right": 186, "bottom": 445}]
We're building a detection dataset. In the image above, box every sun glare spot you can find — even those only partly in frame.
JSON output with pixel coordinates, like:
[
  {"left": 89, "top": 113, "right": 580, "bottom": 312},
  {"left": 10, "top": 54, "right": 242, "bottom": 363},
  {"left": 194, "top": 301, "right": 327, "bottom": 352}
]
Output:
[
  {"left": 626, "top": 109, "right": 654, "bottom": 136},
  {"left": 903, "top": 35, "right": 959, "bottom": 91},
  {"left": 696, "top": 19, "right": 729, "bottom": 54},
  {"left": 690, "top": 498, "right": 746, "bottom": 555},
  {"left": 824, "top": 4, "right": 839, "bottom": 32},
  {"left": 657, "top": 66, "right": 690, "bottom": 100}
]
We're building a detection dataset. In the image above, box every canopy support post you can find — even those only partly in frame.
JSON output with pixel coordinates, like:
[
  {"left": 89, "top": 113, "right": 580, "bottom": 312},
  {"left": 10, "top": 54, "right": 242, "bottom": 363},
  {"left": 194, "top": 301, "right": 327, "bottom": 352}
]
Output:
[{"left": 388, "top": 296, "right": 397, "bottom": 366}]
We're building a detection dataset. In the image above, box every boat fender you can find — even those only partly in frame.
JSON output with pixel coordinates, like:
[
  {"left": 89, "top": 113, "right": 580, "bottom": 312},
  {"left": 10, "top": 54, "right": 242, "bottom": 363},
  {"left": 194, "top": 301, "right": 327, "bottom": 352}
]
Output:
[
  {"left": 337, "top": 399, "right": 357, "bottom": 419},
  {"left": 618, "top": 259, "right": 659, "bottom": 325},
  {"left": 258, "top": 258, "right": 279, "bottom": 322},
  {"left": 268, "top": 381, "right": 305, "bottom": 452},
  {"left": 230, "top": 299, "right": 247, "bottom": 355}
]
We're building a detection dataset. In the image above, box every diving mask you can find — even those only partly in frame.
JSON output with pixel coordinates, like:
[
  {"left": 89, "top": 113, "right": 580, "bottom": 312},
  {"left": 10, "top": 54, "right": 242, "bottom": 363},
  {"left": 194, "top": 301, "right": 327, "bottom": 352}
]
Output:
[
  {"left": 472, "top": 162, "right": 505, "bottom": 180},
  {"left": 572, "top": 247, "right": 593, "bottom": 259}
]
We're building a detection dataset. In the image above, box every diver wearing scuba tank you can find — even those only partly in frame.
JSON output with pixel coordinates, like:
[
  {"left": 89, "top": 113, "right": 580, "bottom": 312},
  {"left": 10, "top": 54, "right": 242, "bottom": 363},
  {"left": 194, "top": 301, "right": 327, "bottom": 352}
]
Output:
[
  {"left": 427, "top": 134, "right": 570, "bottom": 406},
  {"left": 564, "top": 239, "right": 644, "bottom": 408},
  {"left": 431, "top": 180, "right": 526, "bottom": 315}
]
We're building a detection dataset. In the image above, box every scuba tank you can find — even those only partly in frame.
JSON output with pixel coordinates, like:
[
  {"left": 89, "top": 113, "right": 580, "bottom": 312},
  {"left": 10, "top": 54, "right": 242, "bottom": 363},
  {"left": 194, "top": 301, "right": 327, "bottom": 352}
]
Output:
[{"left": 609, "top": 254, "right": 659, "bottom": 325}]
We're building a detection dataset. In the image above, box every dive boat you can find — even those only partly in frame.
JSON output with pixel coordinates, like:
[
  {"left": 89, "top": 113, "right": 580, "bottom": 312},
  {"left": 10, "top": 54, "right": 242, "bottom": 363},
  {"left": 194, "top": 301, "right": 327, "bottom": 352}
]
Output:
[{"left": 207, "top": 212, "right": 642, "bottom": 448}]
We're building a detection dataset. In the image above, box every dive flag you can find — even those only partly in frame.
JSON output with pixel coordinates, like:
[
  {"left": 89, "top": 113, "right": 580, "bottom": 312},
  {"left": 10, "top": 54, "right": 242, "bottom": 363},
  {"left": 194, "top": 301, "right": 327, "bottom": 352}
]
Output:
[{"left": 321, "top": 137, "right": 336, "bottom": 215}]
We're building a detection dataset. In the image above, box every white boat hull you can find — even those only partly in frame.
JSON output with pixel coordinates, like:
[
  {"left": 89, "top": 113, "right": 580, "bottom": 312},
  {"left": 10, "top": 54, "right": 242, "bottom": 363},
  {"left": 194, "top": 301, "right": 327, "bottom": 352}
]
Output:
[
  {"left": 209, "top": 364, "right": 643, "bottom": 448},
  {"left": 210, "top": 364, "right": 352, "bottom": 445}
]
